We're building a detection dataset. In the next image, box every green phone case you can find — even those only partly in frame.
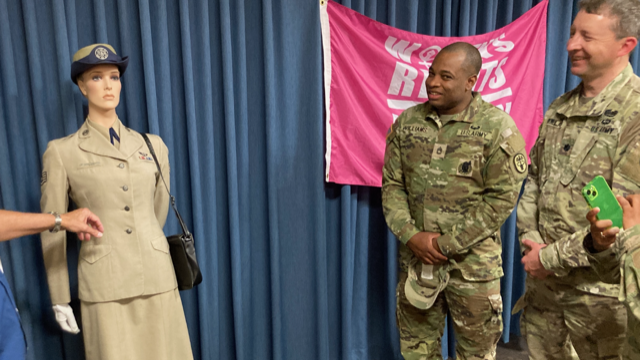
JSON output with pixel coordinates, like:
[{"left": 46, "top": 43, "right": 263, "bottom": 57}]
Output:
[{"left": 581, "top": 176, "right": 623, "bottom": 229}]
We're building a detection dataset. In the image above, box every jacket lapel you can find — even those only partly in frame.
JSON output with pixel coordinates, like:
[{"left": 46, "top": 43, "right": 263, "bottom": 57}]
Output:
[
  {"left": 118, "top": 126, "right": 144, "bottom": 160},
  {"left": 77, "top": 120, "right": 144, "bottom": 161},
  {"left": 77, "top": 121, "right": 126, "bottom": 160}
]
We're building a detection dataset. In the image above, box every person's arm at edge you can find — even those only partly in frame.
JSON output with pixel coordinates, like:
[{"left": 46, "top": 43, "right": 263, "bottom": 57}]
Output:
[{"left": 0, "top": 208, "right": 103, "bottom": 242}]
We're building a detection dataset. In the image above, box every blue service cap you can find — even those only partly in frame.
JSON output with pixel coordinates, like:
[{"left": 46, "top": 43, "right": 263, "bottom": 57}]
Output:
[{"left": 70, "top": 44, "right": 128, "bottom": 84}]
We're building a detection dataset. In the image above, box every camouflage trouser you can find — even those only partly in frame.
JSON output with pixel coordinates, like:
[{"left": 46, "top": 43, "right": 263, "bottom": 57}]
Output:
[
  {"left": 622, "top": 252, "right": 640, "bottom": 360},
  {"left": 396, "top": 270, "right": 502, "bottom": 360},
  {"left": 518, "top": 277, "right": 627, "bottom": 360},
  {"left": 625, "top": 310, "right": 640, "bottom": 360}
]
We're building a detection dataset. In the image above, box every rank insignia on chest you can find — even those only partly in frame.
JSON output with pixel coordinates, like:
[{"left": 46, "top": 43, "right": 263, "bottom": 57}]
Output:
[
  {"left": 432, "top": 144, "right": 447, "bottom": 160},
  {"left": 513, "top": 153, "right": 527, "bottom": 174},
  {"left": 139, "top": 152, "right": 153, "bottom": 161}
]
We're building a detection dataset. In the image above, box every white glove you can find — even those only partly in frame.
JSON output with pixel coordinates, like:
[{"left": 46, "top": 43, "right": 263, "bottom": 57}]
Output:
[{"left": 52, "top": 304, "right": 80, "bottom": 334}]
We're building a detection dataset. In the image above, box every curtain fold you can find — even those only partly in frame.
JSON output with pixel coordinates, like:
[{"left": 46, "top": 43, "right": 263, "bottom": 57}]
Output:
[{"left": 2, "top": 1, "right": 637, "bottom": 359}]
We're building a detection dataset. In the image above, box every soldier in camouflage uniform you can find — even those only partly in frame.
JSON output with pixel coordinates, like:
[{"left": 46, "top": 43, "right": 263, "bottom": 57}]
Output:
[
  {"left": 586, "top": 194, "right": 640, "bottom": 360},
  {"left": 515, "top": 1, "right": 640, "bottom": 359},
  {"left": 382, "top": 42, "right": 527, "bottom": 359}
]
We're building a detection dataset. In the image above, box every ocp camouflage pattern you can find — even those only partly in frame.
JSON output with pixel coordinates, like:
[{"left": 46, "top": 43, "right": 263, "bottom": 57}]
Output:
[
  {"left": 518, "top": 65, "right": 640, "bottom": 297},
  {"left": 382, "top": 93, "right": 527, "bottom": 280},
  {"left": 589, "top": 224, "right": 640, "bottom": 359}
]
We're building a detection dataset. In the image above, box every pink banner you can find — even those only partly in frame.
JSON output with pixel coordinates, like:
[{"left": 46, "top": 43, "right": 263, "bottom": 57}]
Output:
[{"left": 321, "top": 0, "right": 548, "bottom": 187}]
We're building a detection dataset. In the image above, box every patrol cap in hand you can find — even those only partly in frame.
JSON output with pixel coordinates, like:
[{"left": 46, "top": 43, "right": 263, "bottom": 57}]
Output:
[
  {"left": 404, "top": 258, "right": 450, "bottom": 310},
  {"left": 70, "top": 44, "right": 129, "bottom": 84}
]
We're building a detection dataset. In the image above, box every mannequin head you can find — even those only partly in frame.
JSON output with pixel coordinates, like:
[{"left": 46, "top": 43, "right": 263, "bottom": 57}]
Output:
[{"left": 70, "top": 44, "right": 129, "bottom": 118}]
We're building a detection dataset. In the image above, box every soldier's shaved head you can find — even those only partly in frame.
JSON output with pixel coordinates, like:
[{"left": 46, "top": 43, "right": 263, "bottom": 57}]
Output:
[{"left": 439, "top": 42, "right": 482, "bottom": 77}]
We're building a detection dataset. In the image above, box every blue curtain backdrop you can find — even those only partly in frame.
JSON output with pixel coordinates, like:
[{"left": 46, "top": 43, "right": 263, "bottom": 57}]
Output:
[{"left": 2, "top": 0, "right": 640, "bottom": 359}]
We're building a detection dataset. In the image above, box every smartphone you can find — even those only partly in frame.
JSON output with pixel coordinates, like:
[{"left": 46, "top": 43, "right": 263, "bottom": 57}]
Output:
[{"left": 581, "top": 176, "right": 623, "bottom": 229}]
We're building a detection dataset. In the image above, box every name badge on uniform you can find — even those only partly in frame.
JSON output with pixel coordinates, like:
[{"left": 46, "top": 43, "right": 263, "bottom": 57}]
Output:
[
  {"left": 457, "top": 129, "right": 490, "bottom": 139},
  {"left": 78, "top": 161, "right": 101, "bottom": 168},
  {"left": 589, "top": 125, "right": 616, "bottom": 135},
  {"left": 432, "top": 144, "right": 447, "bottom": 160}
]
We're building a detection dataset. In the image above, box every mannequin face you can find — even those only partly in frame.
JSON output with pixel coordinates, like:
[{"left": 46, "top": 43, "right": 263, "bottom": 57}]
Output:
[{"left": 77, "top": 64, "right": 121, "bottom": 112}]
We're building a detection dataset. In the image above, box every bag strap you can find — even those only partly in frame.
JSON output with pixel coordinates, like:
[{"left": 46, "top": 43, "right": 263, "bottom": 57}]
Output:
[{"left": 141, "top": 133, "right": 191, "bottom": 236}]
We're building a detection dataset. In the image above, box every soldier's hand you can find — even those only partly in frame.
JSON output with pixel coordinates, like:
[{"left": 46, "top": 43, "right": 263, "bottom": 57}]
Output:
[
  {"left": 407, "top": 232, "right": 448, "bottom": 265},
  {"left": 586, "top": 207, "right": 619, "bottom": 252},
  {"left": 60, "top": 208, "right": 104, "bottom": 241},
  {"left": 521, "top": 239, "right": 554, "bottom": 279},
  {"left": 618, "top": 194, "right": 640, "bottom": 230}
]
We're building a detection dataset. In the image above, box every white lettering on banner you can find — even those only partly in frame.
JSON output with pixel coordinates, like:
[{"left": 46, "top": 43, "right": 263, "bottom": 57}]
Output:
[
  {"left": 385, "top": 32, "right": 516, "bottom": 118},
  {"left": 417, "top": 69, "right": 429, "bottom": 98},
  {"left": 482, "top": 88, "right": 513, "bottom": 103},
  {"left": 388, "top": 62, "right": 419, "bottom": 96},
  {"left": 475, "top": 41, "right": 493, "bottom": 59},
  {"left": 492, "top": 34, "right": 515, "bottom": 52},
  {"left": 474, "top": 34, "right": 515, "bottom": 59},
  {"left": 385, "top": 37, "right": 421, "bottom": 63},
  {"left": 489, "top": 57, "right": 508, "bottom": 89},
  {"left": 418, "top": 45, "right": 441, "bottom": 68},
  {"left": 477, "top": 60, "right": 499, "bottom": 92}
]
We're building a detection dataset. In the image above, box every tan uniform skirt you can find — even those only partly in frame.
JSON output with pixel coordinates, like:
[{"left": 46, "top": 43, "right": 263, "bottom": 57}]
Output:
[{"left": 81, "top": 288, "right": 193, "bottom": 360}]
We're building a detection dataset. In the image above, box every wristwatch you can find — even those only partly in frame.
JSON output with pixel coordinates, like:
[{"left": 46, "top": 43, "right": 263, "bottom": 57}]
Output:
[{"left": 49, "top": 212, "right": 62, "bottom": 233}]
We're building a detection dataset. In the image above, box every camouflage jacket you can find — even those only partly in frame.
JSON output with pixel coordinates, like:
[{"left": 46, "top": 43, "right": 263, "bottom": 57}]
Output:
[
  {"left": 382, "top": 93, "right": 527, "bottom": 280},
  {"left": 517, "top": 64, "right": 640, "bottom": 297},
  {"left": 588, "top": 226, "right": 640, "bottom": 357}
]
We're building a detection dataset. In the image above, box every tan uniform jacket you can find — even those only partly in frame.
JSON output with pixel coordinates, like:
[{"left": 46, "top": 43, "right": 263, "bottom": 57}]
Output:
[{"left": 40, "top": 120, "right": 177, "bottom": 304}]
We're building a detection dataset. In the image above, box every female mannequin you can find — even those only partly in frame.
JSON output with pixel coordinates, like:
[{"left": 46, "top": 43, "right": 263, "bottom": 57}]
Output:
[{"left": 40, "top": 44, "right": 193, "bottom": 360}]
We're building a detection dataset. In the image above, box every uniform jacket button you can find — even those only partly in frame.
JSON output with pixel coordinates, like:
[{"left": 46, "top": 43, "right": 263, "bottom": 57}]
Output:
[
  {"left": 123, "top": 185, "right": 128, "bottom": 191},
  {"left": 126, "top": 229, "right": 132, "bottom": 234},
  {"left": 124, "top": 206, "right": 130, "bottom": 211},
  {"left": 118, "top": 163, "right": 125, "bottom": 169}
]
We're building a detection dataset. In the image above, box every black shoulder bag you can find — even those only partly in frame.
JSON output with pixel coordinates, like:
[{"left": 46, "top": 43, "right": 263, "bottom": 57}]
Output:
[{"left": 141, "top": 133, "right": 203, "bottom": 290}]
